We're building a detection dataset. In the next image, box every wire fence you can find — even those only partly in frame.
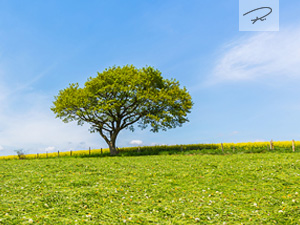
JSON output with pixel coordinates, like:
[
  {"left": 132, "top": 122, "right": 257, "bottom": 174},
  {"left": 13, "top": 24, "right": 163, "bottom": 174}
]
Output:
[{"left": 0, "top": 140, "right": 299, "bottom": 160}]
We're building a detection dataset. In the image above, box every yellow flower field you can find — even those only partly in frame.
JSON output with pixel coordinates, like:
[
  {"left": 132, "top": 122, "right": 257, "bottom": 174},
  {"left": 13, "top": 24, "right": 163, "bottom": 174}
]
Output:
[
  {"left": 0, "top": 148, "right": 110, "bottom": 160},
  {"left": 217, "top": 140, "right": 298, "bottom": 151},
  {"left": 0, "top": 140, "right": 297, "bottom": 160}
]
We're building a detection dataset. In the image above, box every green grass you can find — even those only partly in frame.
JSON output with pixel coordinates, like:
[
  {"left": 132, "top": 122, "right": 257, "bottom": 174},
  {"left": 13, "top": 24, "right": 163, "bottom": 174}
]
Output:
[{"left": 0, "top": 153, "right": 300, "bottom": 224}]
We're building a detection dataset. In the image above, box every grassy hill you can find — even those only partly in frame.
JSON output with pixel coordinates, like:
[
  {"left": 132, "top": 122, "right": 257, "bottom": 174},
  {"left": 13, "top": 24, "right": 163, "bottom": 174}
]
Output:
[{"left": 0, "top": 153, "right": 300, "bottom": 224}]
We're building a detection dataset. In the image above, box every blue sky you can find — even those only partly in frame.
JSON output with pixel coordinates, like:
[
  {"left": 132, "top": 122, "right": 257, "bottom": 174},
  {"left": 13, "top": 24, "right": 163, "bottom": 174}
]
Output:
[{"left": 0, "top": 0, "right": 300, "bottom": 156}]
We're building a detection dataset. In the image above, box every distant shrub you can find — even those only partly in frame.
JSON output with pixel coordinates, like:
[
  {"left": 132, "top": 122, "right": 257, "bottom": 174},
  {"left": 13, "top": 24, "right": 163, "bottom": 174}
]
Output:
[{"left": 14, "top": 149, "right": 25, "bottom": 159}]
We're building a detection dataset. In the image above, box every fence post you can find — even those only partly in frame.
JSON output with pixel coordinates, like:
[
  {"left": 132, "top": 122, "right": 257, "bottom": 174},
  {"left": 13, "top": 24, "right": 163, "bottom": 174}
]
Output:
[
  {"left": 58, "top": 151, "right": 60, "bottom": 157},
  {"left": 221, "top": 143, "right": 224, "bottom": 153},
  {"left": 89, "top": 147, "right": 91, "bottom": 155},
  {"left": 270, "top": 140, "right": 274, "bottom": 150},
  {"left": 70, "top": 150, "right": 72, "bottom": 156},
  {"left": 46, "top": 151, "right": 48, "bottom": 158},
  {"left": 232, "top": 146, "right": 235, "bottom": 153},
  {"left": 101, "top": 148, "right": 103, "bottom": 154},
  {"left": 292, "top": 139, "right": 295, "bottom": 152},
  {"left": 37, "top": 153, "right": 38, "bottom": 159}
]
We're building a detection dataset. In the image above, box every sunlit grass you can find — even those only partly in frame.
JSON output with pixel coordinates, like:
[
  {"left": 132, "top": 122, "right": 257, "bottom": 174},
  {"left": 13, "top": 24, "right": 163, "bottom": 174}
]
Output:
[{"left": 0, "top": 153, "right": 300, "bottom": 224}]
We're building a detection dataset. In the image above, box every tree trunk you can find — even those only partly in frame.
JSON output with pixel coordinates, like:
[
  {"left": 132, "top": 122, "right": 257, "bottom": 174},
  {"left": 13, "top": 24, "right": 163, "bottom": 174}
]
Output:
[
  {"left": 98, "top": 128, "right": 120, "bottom": 156},
  {"left": 108, "top": 141, "right": 118, "bottom": 156}
]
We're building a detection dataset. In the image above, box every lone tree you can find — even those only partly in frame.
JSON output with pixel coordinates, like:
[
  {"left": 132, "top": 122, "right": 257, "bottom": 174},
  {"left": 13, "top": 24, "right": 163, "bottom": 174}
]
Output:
[{"left": 51, "top": 65, "right": 193, "bottom": 155}]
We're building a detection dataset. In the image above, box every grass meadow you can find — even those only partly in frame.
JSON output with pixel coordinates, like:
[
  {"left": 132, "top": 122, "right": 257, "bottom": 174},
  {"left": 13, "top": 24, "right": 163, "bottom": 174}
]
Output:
[{"left": 0, "top": 153, "right": 300, "bottom": 224}]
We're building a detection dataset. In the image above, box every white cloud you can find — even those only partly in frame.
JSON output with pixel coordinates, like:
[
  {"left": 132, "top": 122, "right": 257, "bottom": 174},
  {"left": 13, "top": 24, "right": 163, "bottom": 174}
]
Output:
[
  {"left": 0, "top": 145, "right": 3, "bottom": 151},
  {"left": 210, "top": 27, "right": 300, "bottom": 83},
  {"left": 45, "top": 146, "right": 55, "bottom": 152},
  {"left": 254, "top": 139, "right": 266, "bottom": 142},
  {"left": 0, "top": 96, "right": 102, "bottom": 154},
  {"left": 0, "top": 50, "right": 109, "bottom": 156},
  {"left": 129, "top": 140, "right": 143, "bottom": 145}
]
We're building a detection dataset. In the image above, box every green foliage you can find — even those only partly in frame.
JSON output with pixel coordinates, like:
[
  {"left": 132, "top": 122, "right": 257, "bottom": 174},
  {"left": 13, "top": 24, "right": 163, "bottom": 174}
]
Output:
[
  {"left": 14, "top": 149, "right": 25, "bottom": 159},
  {"left": 117, "top": 144, "right": 219, "bottom": 156},
  {"left": 1, "top": 153, "right": 300, "bottom": 224},
  {"left": 51, "top": 65, "right": 193, "bottom": 154}
]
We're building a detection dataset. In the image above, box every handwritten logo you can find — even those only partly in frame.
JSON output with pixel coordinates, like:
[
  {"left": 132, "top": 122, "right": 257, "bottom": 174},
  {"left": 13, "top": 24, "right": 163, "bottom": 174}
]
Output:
[{"left": 243, "top": 7, "right": 272, "bottom": 24}]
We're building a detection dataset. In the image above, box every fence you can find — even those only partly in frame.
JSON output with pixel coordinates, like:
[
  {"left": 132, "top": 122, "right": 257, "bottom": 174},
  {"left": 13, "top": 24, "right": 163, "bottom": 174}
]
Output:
[{"left": 0, "top": 140, "right": 299, "bottom": 160}]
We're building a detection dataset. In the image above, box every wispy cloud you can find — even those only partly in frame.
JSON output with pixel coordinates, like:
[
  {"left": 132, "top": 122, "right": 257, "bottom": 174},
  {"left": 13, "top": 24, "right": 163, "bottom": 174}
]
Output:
[
  {"left": 254, "top": 139, "right": 266, "bottom": 142},
  {"left": 0, "top": 110, "right": 101, "bottom": 152},
  {"left": 0, "top": 57, "right": 107, "bottom": 155},
  {"left": 44, "top": 146, "right": 56, "bottom": 152},
  {"left": 129, "top": 140, "right": 143, "bottom": 145},
  {"left": 7, "top": 63, "right": 58, "bottom": 96},
  {"left": 210, "top": 27, "right": 300, "bottom": 84},
  {"left": 0, "top": 91, "right": 103, "bottom": 155}
]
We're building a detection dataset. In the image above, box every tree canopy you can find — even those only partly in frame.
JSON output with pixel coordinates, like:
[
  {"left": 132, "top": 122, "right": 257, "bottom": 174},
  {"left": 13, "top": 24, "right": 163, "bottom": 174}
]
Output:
[{"left": 51, "top": 65, "right": 193, "bottom": 155}]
